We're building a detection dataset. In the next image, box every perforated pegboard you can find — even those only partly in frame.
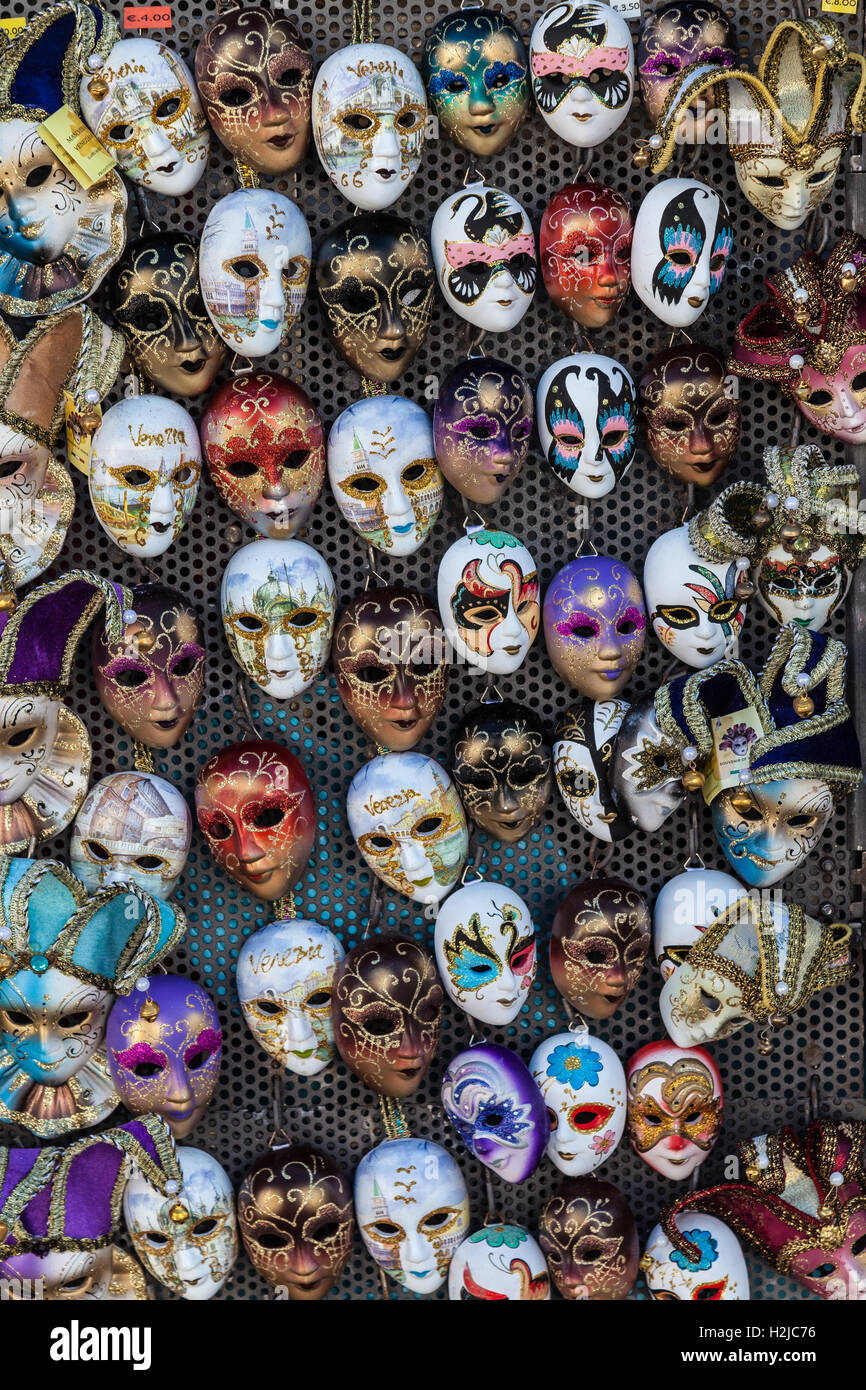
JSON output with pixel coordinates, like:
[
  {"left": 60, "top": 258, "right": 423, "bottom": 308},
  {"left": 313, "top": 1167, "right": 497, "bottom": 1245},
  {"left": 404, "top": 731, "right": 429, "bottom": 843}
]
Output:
[{"left": 7, "top": 0, "right": 866, "bottom": 1301}]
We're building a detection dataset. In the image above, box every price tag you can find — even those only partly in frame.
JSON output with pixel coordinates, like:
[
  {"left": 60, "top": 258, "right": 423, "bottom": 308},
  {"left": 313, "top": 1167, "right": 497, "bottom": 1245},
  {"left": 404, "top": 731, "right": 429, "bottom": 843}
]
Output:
[
  {"left": 62, "top": 391, "right": 100, "bottom": 477},
  {"left": 610, "top": 0, "right": 642, "bottom": 17},
  {"left": 38, "top": 106, "right": 115, "bottom": 189},
  {"left": 0, "top": 16, "right": 26, "bottom": 37},
  {"left": 124, "top": 6, "right": 172, "bottom": 27},
  {"left": 822, "top": 0, "right": 857, "bottom": 11}
]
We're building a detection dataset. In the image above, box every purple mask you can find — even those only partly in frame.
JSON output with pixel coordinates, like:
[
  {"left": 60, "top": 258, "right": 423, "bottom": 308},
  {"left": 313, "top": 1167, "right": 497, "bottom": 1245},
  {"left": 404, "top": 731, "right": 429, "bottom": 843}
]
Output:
[
  {"left": 543, "top": 556, "right": 647, "bottom": 700},
  {"left": 106, "top": 975, "right": 222, "bottom": 1140},
  {"left": 441, "top": 1041, "right": 548, "bottom": 1184},
  {"left": 433, "top": 357, "right": 533, "bottom": 507}
]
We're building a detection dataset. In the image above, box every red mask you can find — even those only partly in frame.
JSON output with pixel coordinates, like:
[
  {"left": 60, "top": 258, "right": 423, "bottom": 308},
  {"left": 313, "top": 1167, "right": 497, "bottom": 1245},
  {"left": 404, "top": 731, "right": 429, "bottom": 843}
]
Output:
[{"left": 540, "top": 182, "right": 633, "bottom": 329}]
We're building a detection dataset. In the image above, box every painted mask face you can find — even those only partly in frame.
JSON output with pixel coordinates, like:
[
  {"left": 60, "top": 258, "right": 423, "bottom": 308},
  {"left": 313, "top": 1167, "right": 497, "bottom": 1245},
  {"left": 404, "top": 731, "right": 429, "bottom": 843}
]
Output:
[
  {"left": 792, "top": 344, "right": 866, "bottom": 444},
  {"left": 0, "top": 694, "right": 89, "bottom": 853},
  {"left": 611, "top": 696, "right": 686, "bottom": 833},
  {"left": 652, "top": 867, "right": 748, "bottom": 982},
  {"left": 70, "top": 772, "right": 191, "bottom": 900},
  {"left": 89, "top": 398, "right": 201, "bottom": 559},
  {"left": 530, "top": 1032, "right": 626, "bottom": 1176},
  {"left": 355, "top": 1137, "right": 469, "bottom": 1294},
  {"left": 195, "top": 739, "right": 316, "bottom": 902},
  {"left": 544, "top": 556, "right": 646, "bottom": 698},
  {"left": 626, "top": 1041, "right": 723, "bottom": 1180},
  {"left": 433, "top": 357, "right": 533, "bottom": 506},
  {"left": 550, "top": 877, "right": 650, "bottom": 1019},
  {"left": 201, "top": 373, "right": 324, "bottom": 540},
  {"left": 327, "top": 395, "right": 441, "bottom": 556},
  {"left": 200, "top": 189, "right": 311, "bottom": 358},
  {"left": 0, "top": 966, "right": 112, "bottom": 1091},
  {"left": 236, "top": 919, "right": 344, "bottom": 1077},
  {"left": 441, "top": 1041, "right": 547, "bottom": 1184},
  {"left": 438, "top": 528, "right": 540, "bottom": 676},
  {"left": 540, "top": 183, "right": 632, "bottom": 328},
  {"left": 637, "top": 2, "right": 737, "bottom": 125},
  {"left": 530, "top": 1, "right": 634, "bottom": 148},
  {"left": 423, "top": 8, "right": 529, "bottom": 156},
  {"left": 333, "top": 586, "right": 448, "bottom": 751},
  {"left": 632, "top": 179, "right": 733, "bottom": 328},
  {"left": 642, "top": 1214, "right": 750, "bottom": 1300},
  {"left": 449, "top": 1225, "right": 550, "bottom": 1301},
  {"left": 221, "top": 538, "right": 336, "bottom": 700},
  {"left": 91, "top": 582, "right": 205, "bottom": 749},
  {"left": 431, "top": 182, "right": 536, "bottom": 333},
  {"left": 539, "top": 1179, "right": 639, "bottom": 1300},
  {"left": 640, "top": 345, "right": 740, "bottom": 486},
  {"left": 106, "top": 976, "right": 221, "bottom": 1139},
  {"left": 194, "top": 6, "right": 313, "bottom": 175},
  {"left": 80, "top": 38, "right": 209, "bottom": 195},
  {"left": 238, "top": 1144, "right": 354, "bottom": 1300},
  {"left": 331, "top": 935, "right": 442, "bottom": 1097},
  {"left": 124, "top": 1147, "right": 237, "bottom": 1301},
  {"left": 756, "top": 543, "right": 850, "bottom": 632},
  {"left": 316, "top": 214, "right": 434, "bottom": 382},
  {"left": 553, "top": 697, "right": 631, "bottom": 841},
  {"left": 644, "top": 523, "right": 745, "bottom": 668},
  {"left": 0, "top": 1247, "right": 143, "bottom": 1302},
  {"left": 711, "top": 777, "right": 834, "bottom": 887},
  {"left": 346, "top": 752, "right": 468, "bottom": 905},
  {"left": 735, "top": 147, "right": 841, "bottom": 234},
  {"left": 537, "top": 353, "right": 638, "bottom": 499},
  {"left": 450, "top": 700, "right": 552, "bottom": 843},
  {"left": 434, "top": 880, "right": 536, "bottom": 1025}
]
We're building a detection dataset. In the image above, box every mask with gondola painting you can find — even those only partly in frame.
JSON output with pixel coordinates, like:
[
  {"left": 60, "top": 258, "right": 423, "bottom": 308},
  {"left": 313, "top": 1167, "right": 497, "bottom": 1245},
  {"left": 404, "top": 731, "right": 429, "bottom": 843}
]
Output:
[
  {"left": 423, "top": 7, "right": 529, "bottom": 156},
  {"left": 431, "top": 182, "right": 536, "bottom": 332},
  {"left": 536, "top": 353, "right": 638, "bottom": 499},
  {"left": 530, "top": 1, "right": 634, "bottom": 148},
  {"left": 70, "top": 771, "right": 191, "bottom": 899},
  {"left": 631, "top": 178, "right": 733, "bottom": 329},
  {"left": 434, "top": 881, "right": 536, "bottom": 1025},
  {"left": 450, "top": 700, "right": 552, "bottom": 843},
  {"left": 639, "top": 345, "right": 740, "bottom": 487},
  {"left": 236, "top": 918, "right": 344, "bottom": 1077},
  {"left": 540, "top": 182, "right": 632, "bottom": 328},
  {"left": 433, "top": 357, "right": 533, "bottom": 507},
  {"left": 437, "top": 528, "right": 540, "bottom": 677}
]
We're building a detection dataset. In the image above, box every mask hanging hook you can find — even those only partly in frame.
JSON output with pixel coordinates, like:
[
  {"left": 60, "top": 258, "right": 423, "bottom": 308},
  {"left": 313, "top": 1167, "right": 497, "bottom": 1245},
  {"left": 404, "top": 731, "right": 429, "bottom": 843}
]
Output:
[
  {"left": 588, "top": 838, "right": 614, "bottom": 878},
  {"left": 483, "top": 1170, "right": 503, "bottom": 1226},
  {"left": 362, "top": 877, "right": 382, "bottom": 938},
  {"left": 480, "top": 672, "right": 503, "bottom": 704},
  {"left": 236, "top": 672, "right": 263, "bottom": 741},
  {"left": 363, "top": 541, "right": 385, "bottom": 588}
]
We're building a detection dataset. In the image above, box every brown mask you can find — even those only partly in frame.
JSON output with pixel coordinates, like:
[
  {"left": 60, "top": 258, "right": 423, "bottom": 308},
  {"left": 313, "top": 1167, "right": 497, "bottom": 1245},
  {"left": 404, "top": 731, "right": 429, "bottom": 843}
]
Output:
[
  {"left": 333, "top": 586, "right": 448, "bottom": 752},
  {"left": 433, "top": 357, "right": 533, "bottom": 506},
  {"left": 238, "top": 1144, "right": 354, "bottom": 1300},
  {"left": 331, "top": 934, "right": 442, "bottom": 1097},
  {"left": 539, "top": 1179, "right": 639, "bottom": 1300},
  {"left": 639, "top": 345, "right": 741, "bottom": 487},
  {"left": 194, "top": 5, "right": 313, "bottom": 175},
  {"left": 450, "top": 700, "right": 552, "bottom": 843},
  {"left": 550, "top": 876, "right": 650, "bottom": 1019}
]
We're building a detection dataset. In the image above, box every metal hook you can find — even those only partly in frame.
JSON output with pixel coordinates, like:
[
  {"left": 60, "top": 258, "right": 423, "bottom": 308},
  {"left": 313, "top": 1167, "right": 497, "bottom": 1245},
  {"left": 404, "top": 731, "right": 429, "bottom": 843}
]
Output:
[
  {"left": 680, "top": 482, "right": 696, "bottom": 525},
  {"left": 236, "top": 673, "right": 263, "bottom": 740},
  {"left": 480, "top": 673, "right": 504, "bottom": 704},
  {"left": 462, "top": 163, "right": 483, "bottom": 187},
  {"left": 464, "top": 324, "right": 485, "bottom": 358},
  {"left": 363, "top": 542, "right": 386, "bottom": 588},
  {"left": 363, "top": 878, "right": 382, "bottom": 938},
  {"left": 563, "top": 999, "right": 591, "bottom": 1035},
  {"left": 229, "top": 352, "right": 256, "bottom": 376},
  {"left": 588, "top": 838, "right": 614, "bottom": 877}
]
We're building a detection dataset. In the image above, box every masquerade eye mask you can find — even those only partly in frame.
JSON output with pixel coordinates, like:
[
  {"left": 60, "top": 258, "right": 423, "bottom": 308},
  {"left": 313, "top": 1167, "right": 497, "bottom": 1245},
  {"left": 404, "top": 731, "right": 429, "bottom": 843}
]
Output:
[
  {"left": 530, "top": 1, "right": 635, "bottom": 147},
  {"left": 449, "top": 698, "right": 553, "bottom": 844},
  {"left": 423, "top": 6, "right": 529, "bottom": 157},
  {"left": 434, "top": 880, "right": 537, "bottom": 1026},
  {"left": 431, "top": 182, "right": 537, "bottom": 332}
]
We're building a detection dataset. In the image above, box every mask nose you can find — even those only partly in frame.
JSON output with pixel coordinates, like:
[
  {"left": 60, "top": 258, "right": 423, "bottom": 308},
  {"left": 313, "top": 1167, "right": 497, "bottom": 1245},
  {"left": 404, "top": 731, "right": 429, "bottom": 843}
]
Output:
[
  {"left": 141, "top": 125, "right": 173, "bottom": 160},
  {"left": 285, "top": 1007, "right": 314, "bottom": 1044},
  {"left": 171, "top": 312, "right": 202, "bottom": 356},
  {"left": 174, "top": 1245, "right": 207, "bottom": 1275},
  {"left": 376, "top": 303, "right": 405, "bottom": 342},
  {"left": 398, "top": 837, "right": 428, "bottom": 876},
  {"left": 371, "top": 122, "right": 400, "bottom": 162},
  {"left": 489, "top": 266, "right": 516, "bottom": 293},
  {"left": 265, "top": 631, "right": 297, "bottom": 666},
  {"left": 382, "top": 477, "right": 412, "bottom": 524},
  {"left": 261, "top": 474, "right": 289, "bottom": 501},
  {"left": 467, "top": 75, "right": 495, "bottom": 117},
  {"left": 597, "top": 251, "right": 617, "bottom": 287},
  {"left": 391, "top": 670, "right": 419, "bottom": 711},
  {"left": 149, "top": 482, "right": 174, "bottom": 520},
  {"left": 666, "top": 1133, "right": 690, "bottom": 1152},
  {"left": 839, "top": 387, "right": 859, "bottom": 419},
  {"left": 688, "top": 420, "right": 712, "bottom": 456},
  {"left": 150, "top": 670, "right": 181, "bottom": 718},
  {"left": 237, "top": 822, "right": 265, "bottom": 864},
  {"left": 5, "top": 191, "right": 38, "bottom": 225}
]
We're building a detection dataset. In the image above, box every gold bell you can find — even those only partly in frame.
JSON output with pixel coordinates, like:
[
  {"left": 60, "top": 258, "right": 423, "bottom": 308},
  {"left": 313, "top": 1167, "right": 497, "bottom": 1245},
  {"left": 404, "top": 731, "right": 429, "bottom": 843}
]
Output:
[
  {"left": 134, "top": 630, "right": 155, "bottom": 653},
  {"left": 169, "top": 1202, "right": 190, "bottom": 1224},
  {"left": 795, "top": 381, "right": 811, "bottom": 401},
  {"left": 87, "top": 74, "right": 109, "bottom": 99},
  {"left": 735, "top": 577, "right": 755, "bottom": 600},
  {"left": 757, "top": 1032, "right": 774, "bottom": 1056},
  {"left": 793, "top": 691, "right": 815, "bottom": 718},
  {"left": 779, "top": 519, "right": 801, "bottom": 544},
  {"left": 0, "top": 1222, "right": 7, "bottom": 1243},
  {"left": 0, "top": 951, "right": 12, "bottom": 976},
  {"left": 840, "top": 271, "right": 858, "bottom": 294},
  {"left": 140, "top": 996, "right": 160, "bottom": 1022},
  {"left": 730, "top": 783, "right": 753, "bottom": 814},
  {"left": 633, "top": 147, "right": 650, "bottom": 169},
  {"left": 0, "top": 592, "right": 16, "bottom": 613},
  {"left": 768, "top": 1011, "right": 788, "bottom": 1028},
  {"left": 682, "top": 767, "right": 706, "bottom": 792},
  {"left": 810, "top": 41, "right": 827, "bottom": 60},
  {"left": 75, "top": 409, "right": 102, "bottom": 434}
]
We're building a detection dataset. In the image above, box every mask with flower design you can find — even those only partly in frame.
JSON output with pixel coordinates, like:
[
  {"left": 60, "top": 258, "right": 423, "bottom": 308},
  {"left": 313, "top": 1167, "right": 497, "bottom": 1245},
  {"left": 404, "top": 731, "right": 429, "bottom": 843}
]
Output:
[
  {"left": 438, "top": 528, "right": 540, "bottom": 677},
  {"left": 441, "top": 1041, "right": 547, "bottom": 1184},
  {"left": 529, "top": 1032, "right": 627, "bottom": 1177},
  {"left": 536, "top": 353, "right": 638, "bottom": 500},
  {"left": 631, "top": 179, "right": 733, "bottom": 329},
  {"left": 124, "top": 1146, "right": 237, "bottom": 1301},
  {"left": 550, "top": 877, "right": 650, "bottom": 1020},
  {"left": 236, "top": 918, "right": 344, "bottom": 1077},
  {"left": 539, "top": 1178, "right": 639, "bottom": 1300},
  {"left": 641, "top": 1213, "right": 749, "bottom": 1300},
  {"left": 449, "top": 1224, "right": 550, "bottom": 1300},
  {"left": 626, "top": 1040, "right": 723, "bottom": 1180},
  {"left": 434, "top": 880, "right": 536, "bottom": 1026},
  {"left": 544, "top": 556, "right": 646, "bottom": 698}
]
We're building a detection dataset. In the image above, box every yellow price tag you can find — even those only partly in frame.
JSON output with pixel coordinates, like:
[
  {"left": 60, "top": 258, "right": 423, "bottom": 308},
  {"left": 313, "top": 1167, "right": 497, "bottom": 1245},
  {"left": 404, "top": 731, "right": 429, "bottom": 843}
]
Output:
[
  {"left": 37, "top": 106, "right": 115, "bottom": 190},
  {"left": 822, "top": 0, "right": 857, "bottom": 13},
  {"left": 0, "top": 17, "right": 27, "bottom": 37},
  {"left": 62, "top": 390, "right": 99, "bottom": 477}
]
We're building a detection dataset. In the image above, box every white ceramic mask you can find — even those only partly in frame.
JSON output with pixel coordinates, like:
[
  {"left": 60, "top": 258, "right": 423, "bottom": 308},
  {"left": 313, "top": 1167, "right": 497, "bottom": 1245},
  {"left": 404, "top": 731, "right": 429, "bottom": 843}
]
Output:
[
  {"left": 626, "top": 1040, "right": 723, "bottom": 1180},
  {"left": 327, "top": 395, "right": 442, "bottom": 556},
  {"left": 733, "top": 144, "right": 841, "bottom": 235},
  {"left": 437, "top": 527, "right": 540, "bottom": 676},
  {"left": 200, "top": 189, "right": 311, "bottom": 357},
  {"left": 221, "top": 537, "right": 336, "bottom": 700},
  {"left": 711, "top": 777, "right": 835, "bottom": 888},
  {"left": 355, "top": 1137, "right": 470, "bottom": 1294},
  {"left": 89, "top": 397, "right": 201, "bottom": 558},
  {"left": 632, "top": 178, "right": 733, "bottom": 327},
  {"left": 124, "top": 1147, "right": 237, "bottom": 1300},
  {"left": 236, "top": 918, "right": 344, "bottom": 1076},
  {"left": 431, "top": 182, "right": 536, "bottom": 332},
  {"left": 530, "top": 1, "right": 634, "bottom": 148},
  {"left": 0, "top": 693, "right": 89, "bottom": 853},
  {"left": 434, "top": 880, "right": 537, "bottom": 1025},
  {"left": 530, "top": 1031, "right": 626, "bottom": 1176},
  {"left": 536, "top": 352, "right": 638, "bottom": 498},
  {"left": 644, "top": 523, "right": 746, "bottom": 668},
  {"left": 610, "top": 696, "right": 685, "bottom": 833},
  {"left": 554, "top": 697, "right": 630, "bottom": 839},
  {"left": 70, "top": 772, "right": 191, "bottom": 900},
  {"left": 652, "top": 867, "right": 749, "bottom": 982},
  {"left": 448, "top": 1225, "right": 551, "bottom": 1301},
  {"left": 642, "top": 1214, "right": 749, "bottom": 1300},
  {"left": 312, "top": 43, "right": 428, "bottom": 210},
  {"left": 756, "top": 542, "right": 851, "bottom": 632}
]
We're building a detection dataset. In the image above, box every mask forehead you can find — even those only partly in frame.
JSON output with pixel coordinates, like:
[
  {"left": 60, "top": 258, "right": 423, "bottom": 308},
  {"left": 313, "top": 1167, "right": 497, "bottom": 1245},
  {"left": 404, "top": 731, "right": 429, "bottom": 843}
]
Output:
[{"left": 70, "top": 771, "right": 191, "bottom": 899}]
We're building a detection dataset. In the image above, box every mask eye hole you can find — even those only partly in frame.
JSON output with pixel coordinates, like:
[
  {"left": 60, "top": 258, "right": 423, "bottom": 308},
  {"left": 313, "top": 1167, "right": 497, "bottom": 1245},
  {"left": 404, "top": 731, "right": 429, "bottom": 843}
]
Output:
[
  {"left": 421, "top": 1208, "right": 453, "bottom": 1232},
  {"left": 230, "top": 259, "right": 262, "bottom": 281},
  {"left": 132, "top": 1059, "right": 164, "bottom": 1078},
  {"left": 108, "top": 123, "right": 135, "bottom": 143},
  {"left": 155, "top": 96, "right": 182, "bottom": 119},
  {"left": 344, "top": 473, "right": 382, "bottom": 494},
  {"left": 353, "top": 664, "right": 390, "bottom": 685},
  {"left": 191, "top": 1218, "right": 218, "bottom": 1237},
  {"left": 282, "top": 449, "right": 310, "bottom": 469},
  {"left": 396, "top": 107, "right": 422, "bottom": 131},
  {"left": 135, "top": 854, "right": 166, "bottom": 871},
  {"left": 60, "top": 1274, "right": 90, "bottom": 1292},
  {"left": 255, "top": 998, "right": 285, "bottom": 1016},
  {"left": 204, "top": 814, "right": 232, "bottom": 841},
  {"left": 304, "top": 989, "right": 331, "bottom": 1009},
  {"left": 256, "top": 1232, "right": 288, "bottom": 1248},
  {"left": 699, "top": 989, "right": 721, "bottom": 1013},
  {"left": 3, "top": 1009, "right": 30, "bottom": 1028},
  {"left": 787, "top": 814, "right": 815, "bottom": 830},
  {"left": 276, "top": 67, "right": 303, "bottom": 89},
  {"left": 313, "top": 1220, "right": 339, "bottom": 1241},
  {"left": 755, "top": 175, "right": 785, "bottom": 189},
  {"left": 171, "top": 653, "right": 200, "bottom": 679},
  {"left": 289, "top": 608, "right": 318, "bottom": 628},
  {"left": 850, "top": 1233, "right": 866, "bottom": 1257},
  {"left": 226, "top": 459, "right": 258, "bottom": 478},
  {"left": 370, "top": 1220, "right": 402, "bottom": 1238},
  {"left": 24, "top": 162, "right": 53, "bottom": 188},
  {"left": 112, "top": 665, "right": 150, "bottom": 688},
  {"left": 82, "top": 839, "right": 111, "bottom": 862},
  {"left": 808, "top": 1262, "right": 835, "bottom": 1280},
  {"left": 185, "top": 1046, "right": 211, "bottom": 1071},
  {"left": 221, "top": 85, "right": 252, "bottom": 108},
  {"left": 119, "top": 467, "right": 152, "bottom": 489},
  {"left": 668, "top": 249, "right": 694, "bottom": 268},
  {"left": 235, "top": 613, "right": 265, "bottom": 633},
  {"left": 144, "top": 1231, "right": 170, "bottom": 1248},
  {"left": 683, "top": 1109, "right": 703, "bottom": 1124},
  {"left": 252, "top": 805, "right": 284, "bottom": 830},
  {"left": 401, "top": 462, "right": 427, "bottom": 483},
  {"left": 6, "top": 723, "right": 41, "bottom": 748},
  {"left": 342, "top": 111, "right": 374, "bottom": 133},
  {"left": 0, "top": 457, "right": 28, "bottom": 480},
  {"left": 58, "top": 1011, "right": 90, "bottom": 1029},
  {"left": 852, "top": 371, "right": 866, "bottom": 393},
  {"left": 412, "top": 815, "right": 443, "bottom": 837},
  {"left": 361, "top": 1012, "right": 401, "bottom": 1036}
]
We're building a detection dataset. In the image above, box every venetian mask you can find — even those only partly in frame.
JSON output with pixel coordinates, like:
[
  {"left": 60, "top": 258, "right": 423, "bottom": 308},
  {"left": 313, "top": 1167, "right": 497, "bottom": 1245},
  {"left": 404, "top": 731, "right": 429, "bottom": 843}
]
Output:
[
  {"left": 200, "top": 189, "right": 311, "bottom": 357},
  {"left": 536, "top": 353, "right": 638, "bottom": 499},
  {"left": 543, "top": 556, "right": 646, "bottom": 697},
  {"left": 712, "top": 777, "right": 835, "bottom": 887},
  {"left": 124, "top": 1147, "right": 237, "bottom": 1300},
  {"left": 346, "top": 752, "right": 468, "bottom": 905},
  {"left": 194, "top": 5, "right": 313, "bottom": 175},
  {"left": 530, "top": 1, "right": 634, "bottom": 148},
  {"left": 0, "top": 693, "right": 89, "bottom": 853},
  {"left": 450, "top": 699, "right": 552, "bottom": 843},
  {"left": 438, "top": 528, "right": 540, "bottom": 676},
  {"left": 632, "top": 179, "right": 733, "bottom": 328},
  {"left": 236, "top": 918, "right": 344, "bottom": 1076},
  {"left": 540, "top": 182, "right": 632, "bottom": 328},
  {"left": 327, "top": 395, "right": 441, "bottom": 555},
  {"left": 221, "top": 538, "right": 336, "bottom": 700},
  {"left": 550, "top": 877, "right": 650, "bottom": 1019},
  {"left": 626, "top": 1040, "right": 723, "bottom": 1180},
  {"left": 530, "top": 1031, "right": 626, "bottom": 1176},
  {"left": 316, "top": 214, "right": 434, "bottom": 382},
  {"left": 333, "top": 585, "right": 448, "bottom": 750},
  {"left": 434, "top": 880, "right": 536, "bottom": 1026},
  {"left": 441, "top": 1041, "right": 547, "bottom": 1184},
  {"left": 70, "top": 771, "right": 191, "bottom": 900},
  {"left": 433, "top": 357, "right": 533, "bottom": 506},
  {"left": 0, "top": 1247, "right": 146, "bottom": 1302},
  {"left": 312, "top": 43, "right": 427, "bottom": 210},
  {"left": 195, "top": 739, "right": 316, "bottom": 902},
  {"left": 201, "top": 373, "right": 325, "bottom": 540},
  {"left": 355, "top": 1137, "right": 470, "bottom": 1294},
  {"left": 794, "top": 342, "right": 866, "bottom": 444},
  {"left": 637, "top": 2, "right": 737, "bottom": 126},
  {"left": 553, "top": 697, "right": 631, "bottom": 841},
  {"left": 108, "top": 233, "right": 224, "bottom": 398},
  {"left": 641, "top": 1214, "right": 750, "bottom": 1300},
  {"left": 652, "top": 866, "right": 748, "bottom": 982},
  {"left": 106, "top": 975, "right": 222, "bottom": 1139},
  {"left": 89, "top": 397, "right": 201, "bottom": 559},
  {"left": 639, "top": 345, "right": 740, "bottom": 487},
  {"left": 331, "top": 934, "right": 443, "bottom": 1097},
  {"left": 643, "top": 523, "right": 745, "bottom": 668},
  {"left": 539, "top": 1179, "right": 639, "bottom": 1300},
  {"left": 431, "top": 182, "right": 536, "bottom": 332},
  {"left": 448, "top": 1225, "right": 550, "bottom": 1301},
  {"left": 80, "top": 37, "right": 209, "bottom": 195},
  {"left": 238, "top": 1143, "right": 354, "bottom": 1300},
  {"left": 92, "top": 581, "right": 205, "bottom": 749},
  {"left": 756, "top": 544, "right": 851, "bottom": 632},
  {"left": 0, "top": 964, "right": 113, "bottom": 1099},
  {"left": 424, "top": 7, "right": 529, "bottom": 156},
  {"left": 610, "top": 695, "right": 686, "bottom": 833}
]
